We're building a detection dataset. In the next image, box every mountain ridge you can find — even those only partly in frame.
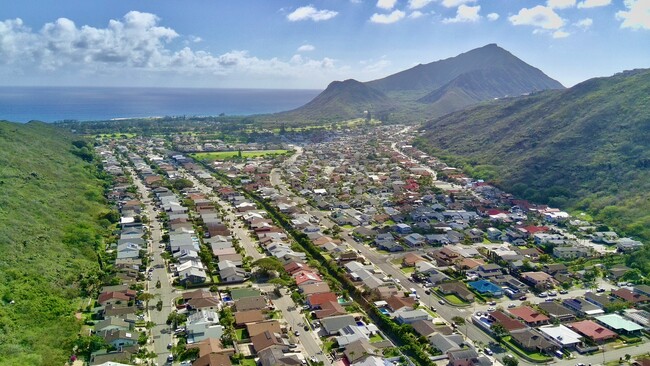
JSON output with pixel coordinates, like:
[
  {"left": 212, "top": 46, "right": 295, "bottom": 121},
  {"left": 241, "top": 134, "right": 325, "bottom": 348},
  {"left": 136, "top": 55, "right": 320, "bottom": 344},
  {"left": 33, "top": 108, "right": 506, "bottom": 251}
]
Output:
[{"left": 266, "top": 44, "right": 564, "bottom": 124}]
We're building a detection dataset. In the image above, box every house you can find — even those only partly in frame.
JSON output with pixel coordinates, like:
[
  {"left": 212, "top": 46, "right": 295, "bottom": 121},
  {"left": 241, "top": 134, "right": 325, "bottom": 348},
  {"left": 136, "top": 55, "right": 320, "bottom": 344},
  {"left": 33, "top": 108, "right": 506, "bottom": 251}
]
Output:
[
  {"left": 386, "top": 296, "right": 416, "bottom": 312},
  {"left": 394, "top": 223, "right": 412, "bottom": 234},
  {"left": 622, "top": 309, "right": 650, "bottom": 329},
  {"left": 439, "top": 281, "right": 474, "bottom": 303},
  {"left": 335, "top": 323, "right": 380, "bottom": 347},
  {"left": 538, "top": 301, "right": 576, "bottom": 323},
  {"left": 520, "top": 271, "right": 557, "bottom": 289},
  {"left": 403, "top": 233, "right": 425, "bottom": 247},
  {"left": 617, "top": 238, "right": 643, "bottom": 252},
  {"left": 299, "top": 282, "right": 331, "bottom": 295},
  {"left": 584, "top": 292, "right": 621, "bottom": 309},
  {"left": 562, "top": 298, "right": 604, "bottom": 317},
  {"left": 314, "top": 300, "right": 347, "bottom": 319},
  {"left": 634, "top": 285, "right": 650, "bottom": 297},
  {"left": 509, "top": 306, "right": 550, "bottom": 326},
  {"left": 234, "top": 310, "right": 264, "bottom": 327},
  {"left": 509, "top": 329, "right": 558, "bottom": 355},
  {"left": 306, "top": 292, "right": 338, "bottom": 309},
  {"left": 246, "top": 320, "right": 282, "bottom": 338},
  {"left": 234, "top": 296, "right": 267, "bottom": 311},
  {"left": 186, "top": 310, "right": 225, "bottom": 344},
  {"left": 101, "top": 329, "right": 140, "bottom": 349},
  {"left": 293, "top": 270, "right": 323, "bottom": 286},
  {"left": 344, "top": 339, "right": 378, "bottom": 363},
  {"left": 98, "top": 291, "right": 133, "bottom": 307},
  {"left": 447, "top": 349, "right": 483, "bottom": 366},
  {"left": 553, "top": 246, "right": 591, "bottom": 259},
  {"left": 595, "top": 314, "right": 644, "bottom": 336},
  {"left": 250, "top": 331, "right": 288, "bottom": 354},
  {"left": 258, "top": 348, "right": 301, "bottom": 366},
  {"left": 431, "top": 247, "right": 461, "bottom": 266},
  {"left": 429, "top": 333, "right": 464, "bottom": 353},
  {"left": 219, "top": 267, "right": 248, "bottom": 283},
  {"left": 487, "top": 311, "right": 527, "bottom": 332},
  {"left": 468, "top": 280, "right": 503, "bottom": 297},
  {"left": 321, "top": 314, "right": 356, "bottom": 335},
  {"left": 374, "top": 285, "right": 401, "bottom": 300},
  {"left": 538, "top": 325, "right": 582, "bottom": 349},
  {"left": 95, "top": 317, "right": 131, "bottom": 333},
  {"left": 402, "top": 253, "right": 425, "bottom": 267},
  {"left": 411, "top": 319, "right": 438, "bottom": 338},
  {"left": 396, "top": 309, "right": 430, "bottom": 324},
  {"left": 192, "top": 353, "right": 233, "bottom": 366},
  {"left": 569, "top": 320, "right": 617, "bottom": 343},
  {"left": 187, "top": 338, "right": 236, "bottom": 358},
  {"left": 612, "top": 288, "right": 650, "bottom": 304}
]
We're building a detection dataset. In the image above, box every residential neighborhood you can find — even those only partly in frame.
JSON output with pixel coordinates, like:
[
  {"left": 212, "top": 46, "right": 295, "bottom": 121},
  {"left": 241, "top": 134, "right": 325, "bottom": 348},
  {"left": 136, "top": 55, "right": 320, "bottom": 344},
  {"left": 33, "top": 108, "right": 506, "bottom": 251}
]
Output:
[{"left": 85, "top": 124, "right": 650, "bottom": 366}]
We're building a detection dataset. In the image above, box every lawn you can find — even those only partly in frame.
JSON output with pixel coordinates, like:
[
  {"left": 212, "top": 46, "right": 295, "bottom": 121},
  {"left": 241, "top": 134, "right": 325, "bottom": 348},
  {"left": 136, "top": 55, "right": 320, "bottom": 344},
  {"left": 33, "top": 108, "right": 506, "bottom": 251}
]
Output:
[
  {"left": 401, "top": 267, "right": 416, "bottom": 274},
  {"left": 235, "top": 328, "right": 249, "bottom": 341},
  {"left": 191, "top": 150, "right": 290, "bottom": 161},
  {"left": 322, "top": 339, "right": 337, "bottom": 352},
  {"left": 369, "top": 333, "right": 384, "bottom": 343},
  {"left": 239, "top": 358, "right": 257, "bottom": 366},
  {"left": 444, "top": 294, "right": 468, "bottom": 305}
]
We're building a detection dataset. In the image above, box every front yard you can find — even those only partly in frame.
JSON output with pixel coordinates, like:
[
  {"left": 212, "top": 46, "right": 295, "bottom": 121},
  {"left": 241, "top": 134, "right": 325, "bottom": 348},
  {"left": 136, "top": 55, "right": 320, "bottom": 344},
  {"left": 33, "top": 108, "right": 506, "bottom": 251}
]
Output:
[{"left": 444, "top": 294, "right": 468, "bottom": 305}]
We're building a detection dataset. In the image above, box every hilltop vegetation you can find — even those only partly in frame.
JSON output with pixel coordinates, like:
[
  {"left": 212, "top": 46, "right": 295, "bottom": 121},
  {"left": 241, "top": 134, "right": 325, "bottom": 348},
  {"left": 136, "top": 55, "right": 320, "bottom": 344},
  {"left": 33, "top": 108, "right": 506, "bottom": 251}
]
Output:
[
  {"left": 415, "top": 68, "right": 650, "bottom": 242},
  {"left": 0, "top": 121, "right": 111, "bottom": 365}
]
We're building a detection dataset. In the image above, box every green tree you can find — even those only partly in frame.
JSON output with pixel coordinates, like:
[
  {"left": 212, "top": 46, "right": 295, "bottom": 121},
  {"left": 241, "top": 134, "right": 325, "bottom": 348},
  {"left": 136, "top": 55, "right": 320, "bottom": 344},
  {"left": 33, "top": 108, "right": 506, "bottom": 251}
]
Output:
[
  {"left": 451, "top": 316, "right": 465, "bottom": 325},
  {"left": 137, "top": 292, "right": 156, "bottom": 309},
  {"left": 491, "top": 323, "right": 508, "bottom": 340},
  {"left": 503, "top": 355, "right": 519, "bottom": 366}
]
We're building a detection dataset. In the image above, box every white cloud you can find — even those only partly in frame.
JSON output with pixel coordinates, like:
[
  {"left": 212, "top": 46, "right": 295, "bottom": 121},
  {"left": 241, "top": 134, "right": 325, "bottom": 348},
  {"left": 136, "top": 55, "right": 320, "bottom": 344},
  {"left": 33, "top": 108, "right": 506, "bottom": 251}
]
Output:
[
  {"left": 377, "top": 0, "right": 398, "bottom": 10},
  {"left": 553, "top": 29, "right": 570, "bottom": 37},
  {"left": 443, "top": 5, "right": 481, "bottom": 23},
  {"left": 370, "top": 10, "right": 406, "bottom": 24},
  {"left": 487, "top": 13, "right": 500, "bottom": 21},
  {"left": 547, "top": 0, "right": 576, "bottom": 9},
  {"left": 361, "top": 58, "right": 392, "bottom": 73},
  {"left": 616, "top": 0, "right": 650, "bottom": 29},
  {"left": 0, "top": 11, "right": 351, "bottom": 88},
  {"left": 297, "top": 44, "right": 315, "bottom": 52},
  {"left": 287, "top": 6, "right": 338, "bottom": 22},
  {"left": 574, "top": 17, "right": 593, "bottom": 28},
  {"left": 577, "top": 0, "right": 611, "bottom": 8},
  {"left": 509, "top": 6, "right": 565, "bottom": 29},
  {"left": 409, "top": 11, "right": 425, "bottom": 18},
  {"left": 440, "top": 0, "right": 476, "bottom": 8},
  {"left": 408, "top": 0, "right": 434, "bottom": 9}
]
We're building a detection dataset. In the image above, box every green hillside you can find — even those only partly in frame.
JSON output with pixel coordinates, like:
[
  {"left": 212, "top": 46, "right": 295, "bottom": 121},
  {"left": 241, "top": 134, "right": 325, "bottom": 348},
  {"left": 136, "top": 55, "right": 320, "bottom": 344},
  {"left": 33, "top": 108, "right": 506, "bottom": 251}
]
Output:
[
  {"left": 268, "top": 79, "right": 395, "bottom": 123},
  {"left": 415, "top": 68, "right": 650, "bottom": 241},
  {"left": 0, "top": 121, "right": 110, "bottom": 365}
]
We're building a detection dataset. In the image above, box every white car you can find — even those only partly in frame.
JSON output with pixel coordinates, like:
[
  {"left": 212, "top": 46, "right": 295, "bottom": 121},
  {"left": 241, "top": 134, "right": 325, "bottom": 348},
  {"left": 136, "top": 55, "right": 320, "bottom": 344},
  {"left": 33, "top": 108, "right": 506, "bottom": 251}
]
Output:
[
  {"left": 487, "top": 307, "right": 496, "bottom": 312},
  {"left": 508, "top": 303, "right": 516, "bottom": 308}
]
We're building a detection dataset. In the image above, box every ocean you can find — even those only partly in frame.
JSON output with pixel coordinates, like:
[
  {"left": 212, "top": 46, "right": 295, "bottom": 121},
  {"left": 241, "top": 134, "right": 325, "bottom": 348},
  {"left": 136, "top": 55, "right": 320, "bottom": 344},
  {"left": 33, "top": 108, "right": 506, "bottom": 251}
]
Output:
[{"left": 0, "top": 86, "right": 321, "bottom": 123}]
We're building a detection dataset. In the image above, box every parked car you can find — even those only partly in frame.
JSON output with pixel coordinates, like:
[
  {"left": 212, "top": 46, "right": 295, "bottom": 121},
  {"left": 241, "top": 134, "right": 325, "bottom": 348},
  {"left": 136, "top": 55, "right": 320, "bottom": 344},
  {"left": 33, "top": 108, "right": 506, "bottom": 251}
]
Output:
[
  {"left": 596, "top": 288, "right": 606, "bottom": 293},
  {"left": 487, "top": 307, "right": 496, "bottom": 312},
  {"left": 430, "top": 307, "right": 437, "bottom": 312},
  {"left": 303, "top": 325, "right": 309, "bottom": 331},
  {"left": 424, "top": 290, "right": 431, "bottom": 295},
  {"left": 439, "top": 299, "right": 445, "bottom": 305},
  {"left": 167, "top": 343, "right": 172, "bottom": 349},
  {"left": 484, "top": 348, "right": 493, "bottom": 355},
  {"left": 294, "top": 330, "right": 300, "bottom": 336},
  {"left": 167, "top": 354, "right": 174, "bottom": 362},
  {"left": 488, "top": 301, "right": 497, "bottom": 306},
  {"left": 537, "top": 292, "right": 548, "bottom": 298},
  {"left": 508, "top": 303, "right": 516, "bottom": 308},
  {"left": 559, "top": 289, "right": 568, "bottom": 294}
]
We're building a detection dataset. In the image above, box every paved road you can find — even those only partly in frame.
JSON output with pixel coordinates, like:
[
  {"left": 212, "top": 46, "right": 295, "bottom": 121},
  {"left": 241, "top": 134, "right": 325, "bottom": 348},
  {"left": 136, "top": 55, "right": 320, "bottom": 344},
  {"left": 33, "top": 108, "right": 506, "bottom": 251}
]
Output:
[
  {"left": 129, "top": 168, "right": 175, "bottom": 366},
  {"left": 182, "top": 165, "right": 332, "bottom": 364},
  {"left": 272, "top": 289, "right": 331, "bottom": 365},
  {"left": 180, "top": 170, "right": 263, "bottom": 261}
]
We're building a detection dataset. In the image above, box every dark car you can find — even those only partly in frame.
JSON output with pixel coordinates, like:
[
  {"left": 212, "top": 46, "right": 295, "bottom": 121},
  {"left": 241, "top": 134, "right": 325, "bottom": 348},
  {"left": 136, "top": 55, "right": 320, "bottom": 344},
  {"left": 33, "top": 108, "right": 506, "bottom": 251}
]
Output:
[{"left": 303, "top": 325, "right": 309, "bottom": 331}]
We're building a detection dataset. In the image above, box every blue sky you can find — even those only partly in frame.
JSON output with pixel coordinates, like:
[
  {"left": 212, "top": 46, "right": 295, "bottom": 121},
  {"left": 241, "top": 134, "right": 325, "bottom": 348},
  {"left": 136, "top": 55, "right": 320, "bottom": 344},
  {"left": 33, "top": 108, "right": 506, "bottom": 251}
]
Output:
[{"left": 0, "top": 0, "right": 648, "bottom": 89}]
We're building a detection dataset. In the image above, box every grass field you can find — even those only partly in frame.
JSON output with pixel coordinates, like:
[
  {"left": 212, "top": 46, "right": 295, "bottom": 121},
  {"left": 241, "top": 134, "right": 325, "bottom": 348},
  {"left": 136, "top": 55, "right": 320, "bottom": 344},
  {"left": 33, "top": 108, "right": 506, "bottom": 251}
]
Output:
[
  {"left": 235, "top": 328, "right": 249, "bottom": 341},
  {"left": 401, "top": 267, "right": 416, "bottom": 274},
  {"left": 369, "top": 333, "right": 384, "bottom": 343},
  {"left": 191, "top": 149, "right": 290, "bottom": 161},
  {"left": 444, "top": 294, "right": 468, "bottom": 305},
  {"left": 239, "top": 358, "right": 256, "bottom": 366}
]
